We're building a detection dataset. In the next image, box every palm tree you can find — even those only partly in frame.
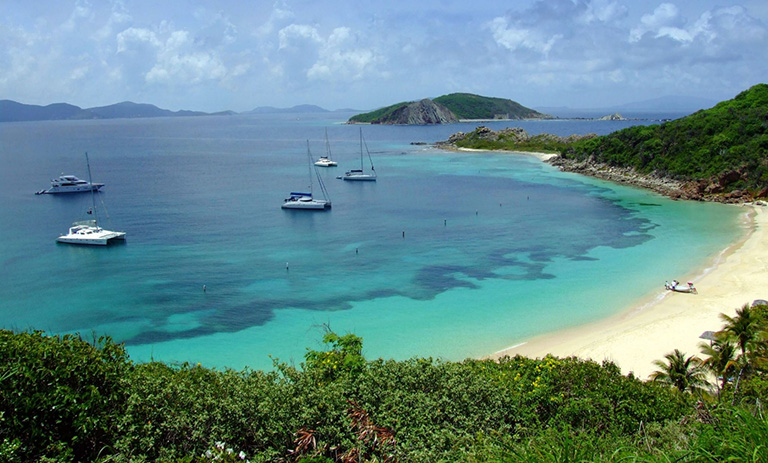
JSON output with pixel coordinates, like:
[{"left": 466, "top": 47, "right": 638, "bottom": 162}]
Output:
[
  {"left": 719, "top": 304, "right": 763, "bottom": 395},
  {"left": 719, "top": 304, "right": 758, "bottom": 358},
  {"left": 698, "top": 337, "right": 737, "bottom": 395},
  {"left": 651, "top": 349, "right": 709, "bottom": 395}
]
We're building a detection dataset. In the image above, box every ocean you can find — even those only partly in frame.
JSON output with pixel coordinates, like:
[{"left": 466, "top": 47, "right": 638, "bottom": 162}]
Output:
[{"left": 0, "top": 112, "right": 745, "bottom": 370}]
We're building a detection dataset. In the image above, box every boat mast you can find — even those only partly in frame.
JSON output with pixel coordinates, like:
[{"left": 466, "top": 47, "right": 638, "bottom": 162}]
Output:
[
  {"left": 362, "top": 130, "right": 375, "bottom": 173},
  {"left": 306, "top": 140, "right": 314, "bottom": 196},
  {"left": 85, "top": 152, "right": 98, "bottom": 227},
  {"left": 359, "top": 128, "right": 364, "bottom": 170}
]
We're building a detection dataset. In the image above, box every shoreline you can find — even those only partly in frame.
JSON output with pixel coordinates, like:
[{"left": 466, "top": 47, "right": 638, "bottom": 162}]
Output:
[
  {"left": 490, "top": 203, "right": 765, "bottom": 379},
  {"left": 455, "top": 147, "right": 559, "bottom": 162}
]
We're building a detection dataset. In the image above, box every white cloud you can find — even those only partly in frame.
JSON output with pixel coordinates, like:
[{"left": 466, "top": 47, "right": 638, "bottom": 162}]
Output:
[
  {"left": 116, "top": 27, "right": 162, "bottom": 53},
  {"left": 488, "top": 17, "right": 561, "bottom": 56},
  {"left": 579, "top": 0, "right": 628, "bottom": 24},
  {"left": 94, "top": 1, "right": 132, "bottom": 42},
  {"left": 630, "top": 3, "right": 683, "bottom": 42},
  {"left": 1, "top": 0, "right": 767, "bottom": 111},
  {"left": 307, "top": 27, "right": 384, "bottom": 82},
  {"left": 257, "top": 0, "right": 294, "bottom": 37},
  {"left": 278, "top": 24, "right": 322, "bottom": 50},
  {"left": 61, "top": 0, "right": 94, "bottom": 32}
]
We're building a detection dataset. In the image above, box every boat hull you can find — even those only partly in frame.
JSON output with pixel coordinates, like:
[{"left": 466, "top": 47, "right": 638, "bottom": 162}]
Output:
[
  {"left": 281, "top": 200, "right": 331, "bottom": 210},
  {"left": 56, "top": 228, "right": 126, "bottom": 246},
  {"left": 342, "top": 175, "right": 376, "bottom": 181},
  {"left": 41, "top": 183, "right": 104, "bottom": 194},
  {"left": 314, "top": 160, "right": 337, "bottom": 167}
]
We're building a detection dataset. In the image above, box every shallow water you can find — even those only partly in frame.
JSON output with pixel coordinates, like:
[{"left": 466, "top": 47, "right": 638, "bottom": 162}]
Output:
[{"left": 0, "top": 113, "right": 744, "bottom": 370}]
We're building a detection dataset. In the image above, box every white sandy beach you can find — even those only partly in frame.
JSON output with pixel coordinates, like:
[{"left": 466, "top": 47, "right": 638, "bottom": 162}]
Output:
[
  {"left": 456, "top": 147, "right": 559, "bottom": 162},
  {"left": 492, "top": 203, "right": 767, "bottom": 380}
]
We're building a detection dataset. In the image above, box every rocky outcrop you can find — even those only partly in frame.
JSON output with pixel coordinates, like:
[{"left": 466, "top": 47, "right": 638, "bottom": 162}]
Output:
[
  {"left": 548, "top": 158, "right": 761, "bottom": 203},
  {"left": 437, "top": 126, "right": 596, "bottom": 148},
  {"left": 376, "top": 99, "right": 458, "bottom": 125},
  {"left": 548, "top": 157, "right": 686, "bottom": 198},
  {"left": 438, "top": 126, "right": 762, "bottom": 203},
  {"left": 597, "top": 113, "right": 626, "bottom": 121}
]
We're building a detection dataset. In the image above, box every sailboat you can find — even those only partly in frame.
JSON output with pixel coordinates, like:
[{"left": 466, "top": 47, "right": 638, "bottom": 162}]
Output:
[
  {"left": 314, "top": 129, "right": 338, "bottom": 167},
  {"left": 282, "top": 141, "right": 332, "bottom": 210},
  {"left": 56, "top": 153, "right": 126, "bottom": 245},
  {"left": 342, "top": 128, "right": 376, "bottom": 181}
]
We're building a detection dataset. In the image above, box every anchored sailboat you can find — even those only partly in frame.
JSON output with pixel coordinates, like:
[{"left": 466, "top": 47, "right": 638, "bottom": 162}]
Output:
[
  {"left": 282, "top": 141, "right": 332, "bottom": 210},
  {"left": 314, "top": 129, "right": 338, "bottom": 167},
  {"left": 56, "top": 153, "right": 126, "bottom": 245},
  {"left": 342, "top": 128, "right": 376, "bottom": 181}
]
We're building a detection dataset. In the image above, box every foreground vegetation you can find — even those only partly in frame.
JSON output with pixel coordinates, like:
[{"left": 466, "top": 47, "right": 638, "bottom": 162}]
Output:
[{"left": 2, "top": 303, "right": 767, "bottom": 462}]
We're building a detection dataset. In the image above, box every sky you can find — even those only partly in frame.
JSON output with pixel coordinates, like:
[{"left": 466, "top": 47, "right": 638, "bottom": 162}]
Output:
[{"left": 1, "top": 0, "right": 767, "bottom": 112}]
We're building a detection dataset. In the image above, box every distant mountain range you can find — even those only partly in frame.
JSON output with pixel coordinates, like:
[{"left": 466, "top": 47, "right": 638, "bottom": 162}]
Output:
[
  {"left": 0, "top": 100, "right": 236, "bottom": 123},
  {"left": 0, "top": 100, "right": 361, "bottom": 123},
  {"left": 0, "top": 94, "right": 719, "bottom": 124}
]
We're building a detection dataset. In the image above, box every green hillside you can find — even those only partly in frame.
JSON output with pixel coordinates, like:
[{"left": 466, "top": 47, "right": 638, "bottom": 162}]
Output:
[
  {"left": 434, "top": 92, "right": 550, "bottom": 120},
  {"left": 562, "top": 84, "right": 768, "bottom": 195},
  {"left": 348, "top": 93, "right": 549, "bottom": 123}
]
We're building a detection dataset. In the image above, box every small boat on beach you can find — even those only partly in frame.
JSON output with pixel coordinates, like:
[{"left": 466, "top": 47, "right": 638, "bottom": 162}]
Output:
[
  {"left": 665, "top": 280, "right": 697, "bottom": 293},
  {"left": 36, "top": 173, "right": 104, "bottom": 194}
]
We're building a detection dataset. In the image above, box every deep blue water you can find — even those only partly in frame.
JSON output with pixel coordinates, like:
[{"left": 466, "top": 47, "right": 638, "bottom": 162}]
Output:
[{"left": 0, "top": 113, "right": 744, "bottom": 369}]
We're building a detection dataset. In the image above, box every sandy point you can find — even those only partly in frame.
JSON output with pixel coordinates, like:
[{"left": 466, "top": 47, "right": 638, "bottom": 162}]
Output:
[
  {"left": 490, "top": 204, "right": 768, "bottom": 380},
  {"left": 455, "top": 147, "right": 559, "bottom": 162}
]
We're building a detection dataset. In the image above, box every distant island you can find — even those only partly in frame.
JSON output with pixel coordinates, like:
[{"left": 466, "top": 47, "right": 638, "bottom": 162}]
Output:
[
  {"left": 0, "top": 100, "right": 360, "bottom": 123},
  {"left": 348, "top": 93, "right": 554, "bottom": 125},
  {"left": 0, "top": 100, "right": 236, "bottom": 123},
  {"left": 440, "top": 83, "right": 768, "bottom": 203}
]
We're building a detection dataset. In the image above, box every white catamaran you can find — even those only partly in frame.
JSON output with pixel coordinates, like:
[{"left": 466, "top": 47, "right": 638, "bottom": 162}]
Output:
[
  {"left": 56, "top": 153, "right": 126, "bottom": 245},
  {"left": 282, "top": 141, "right": 332, "bottom": 210},
  {"left": 342, "top": 128, "right": 376, "bottom": 181},
  {"left": 314, "top": 129, "right": 338, "bottom": 167}
]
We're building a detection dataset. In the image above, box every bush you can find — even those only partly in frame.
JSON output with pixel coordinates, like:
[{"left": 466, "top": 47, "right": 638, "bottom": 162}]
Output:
[{"left": 0, "top": 330, "right": 131, "bottom": 462}]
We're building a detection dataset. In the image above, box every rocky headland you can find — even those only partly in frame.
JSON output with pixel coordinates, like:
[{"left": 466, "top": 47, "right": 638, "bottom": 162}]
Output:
[
  {"left": 384, "top": 99, "right": 458, "bottom": 125},
  {"left": 438, "top": 126, "right": 765, "bottom": 204}
]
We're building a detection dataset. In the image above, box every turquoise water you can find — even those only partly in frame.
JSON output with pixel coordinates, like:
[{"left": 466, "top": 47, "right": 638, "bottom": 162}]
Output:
[{"left": 0, "top": 114, "right": 745, "bottom": 370}]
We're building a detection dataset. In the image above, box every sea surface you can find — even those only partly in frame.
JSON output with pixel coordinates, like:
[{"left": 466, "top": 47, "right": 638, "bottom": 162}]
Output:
[{"left": 0, "top": 112, "right": 746, "bottom": 370}]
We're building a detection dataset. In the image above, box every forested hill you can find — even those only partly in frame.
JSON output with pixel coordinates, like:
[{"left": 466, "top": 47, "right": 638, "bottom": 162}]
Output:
[
  {"left": 558, "top": 83, "right": 768, "bottom": 201},
  {"left": 434, "top": 93, "right": 551, "bottom": 120},
  {"left": 348, "top": 93, "right": 551, "bottom": 124}
]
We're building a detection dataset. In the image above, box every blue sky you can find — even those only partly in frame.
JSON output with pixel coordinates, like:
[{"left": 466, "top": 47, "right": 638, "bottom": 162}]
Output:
[{"left": 1, "top": 0, "right": 767, "bottom": 112}]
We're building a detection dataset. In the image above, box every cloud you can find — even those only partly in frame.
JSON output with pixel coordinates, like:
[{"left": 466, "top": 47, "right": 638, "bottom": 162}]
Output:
[
  {"left": 1, "top": 0, "right": 767, "bottom": 111},
  {"left": 278, "top": 24, "right": 322, "bottom": 49},
  {"left": 115, "top": 26, "right": 228, "bottom": 86},
  {"left": 94, "top": 1, "right": 132, "bottom": 42},
  {"left": 307, "top": 27, "right": 385, "bottom": 82},
  {"left": 579, "top": 0, "right": 628, "bottom": 24},
  {"left": 488, "top": 17, "right": 561, "bottom": 56},
  {"left": 61, "top": 0, "right": 94, "bottom": 32},
  {"left": 629, "top": 3, "right": 687, "bottom": 42},
  {"left": 256, "top": 0, "right": 294, "bottom": 37},
  {"left": 116, "top": 27, "right": 161, "bottom": 53}
]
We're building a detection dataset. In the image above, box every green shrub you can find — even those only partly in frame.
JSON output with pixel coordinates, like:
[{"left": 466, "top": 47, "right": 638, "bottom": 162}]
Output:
[{"left": 0, "top": 330, "right": 131, "bottom": 462}]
